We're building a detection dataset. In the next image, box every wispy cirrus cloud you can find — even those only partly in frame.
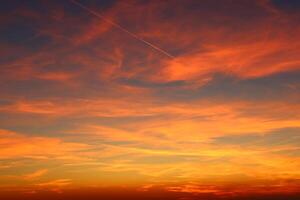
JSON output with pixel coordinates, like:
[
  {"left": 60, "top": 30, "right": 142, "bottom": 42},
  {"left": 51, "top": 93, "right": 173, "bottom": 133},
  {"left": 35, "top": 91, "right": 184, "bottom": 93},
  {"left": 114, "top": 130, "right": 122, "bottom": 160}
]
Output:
[
  {"left": 23, "top": 169, "right": 48, "bottom": 181},
  {"left": 0, "top": 0, "right": 300, "bottom": 197},
  {"left": 0, "top": 129, "right": 90, "bottom": 160}
]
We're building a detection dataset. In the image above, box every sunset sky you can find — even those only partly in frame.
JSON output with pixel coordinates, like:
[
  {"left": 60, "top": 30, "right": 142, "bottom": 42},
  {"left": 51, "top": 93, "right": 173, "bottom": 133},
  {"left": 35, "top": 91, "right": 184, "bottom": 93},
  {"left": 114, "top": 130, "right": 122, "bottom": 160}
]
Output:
[{"left": 1, "top": 0, "right": 300, "bottom": 199}]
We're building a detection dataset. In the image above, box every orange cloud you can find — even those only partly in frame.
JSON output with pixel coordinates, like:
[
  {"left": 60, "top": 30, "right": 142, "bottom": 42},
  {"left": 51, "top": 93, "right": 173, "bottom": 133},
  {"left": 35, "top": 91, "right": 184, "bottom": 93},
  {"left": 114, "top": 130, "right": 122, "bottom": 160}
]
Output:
[
  {"left": 36, "top": 179, "right": 72, "bottom": 188},
  {"left": 1, "top": 0, "right": 300, "bottom": 197},
  {"left": 160, "top": 39, "right": 300, "bottom": 83},
  {"left": 0, "top": 129, "right": 89, "bottom": 160},
  {"left": 23, "top": 169, "right": 48, "bottom": 181}
]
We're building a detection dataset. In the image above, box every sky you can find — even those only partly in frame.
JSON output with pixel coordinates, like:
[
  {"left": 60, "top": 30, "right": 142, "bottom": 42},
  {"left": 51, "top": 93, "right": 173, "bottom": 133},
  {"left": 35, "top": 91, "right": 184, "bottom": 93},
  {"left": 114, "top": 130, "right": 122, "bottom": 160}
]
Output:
[{"left": 0, "top": 0, "right": 300, "bottom": 199}]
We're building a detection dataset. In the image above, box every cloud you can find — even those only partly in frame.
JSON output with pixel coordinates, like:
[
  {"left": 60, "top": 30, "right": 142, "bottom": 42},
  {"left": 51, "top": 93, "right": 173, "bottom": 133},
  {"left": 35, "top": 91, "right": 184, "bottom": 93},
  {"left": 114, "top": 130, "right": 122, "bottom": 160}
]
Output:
[
  {"left": 2, "top": 0, "right": 300, "bottom": 96},
  {"left": 23, "top": 169, "right": 48, "bottom": 180},
  {"left": 0, "top": 0, "right": 300, "bottom": 195},
  {"left": 159, "top": 39, "right": 300, "bottom": 83},
  {"left": 35, "top": 179, "right": 72, "bottom": 187},
  {"left": 0, "top": 129, "right": 90, "bottom": 160},
  {"left": 212, "top": 127, "right": 300, "bottom": 151}
]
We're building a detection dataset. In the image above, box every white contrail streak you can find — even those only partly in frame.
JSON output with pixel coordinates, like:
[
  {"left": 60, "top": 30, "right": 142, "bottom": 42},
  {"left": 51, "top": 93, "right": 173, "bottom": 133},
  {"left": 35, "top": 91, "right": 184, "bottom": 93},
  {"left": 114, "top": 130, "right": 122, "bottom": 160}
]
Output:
[{"left": 69, "top": 0, "right": 175, "bottom": 59}]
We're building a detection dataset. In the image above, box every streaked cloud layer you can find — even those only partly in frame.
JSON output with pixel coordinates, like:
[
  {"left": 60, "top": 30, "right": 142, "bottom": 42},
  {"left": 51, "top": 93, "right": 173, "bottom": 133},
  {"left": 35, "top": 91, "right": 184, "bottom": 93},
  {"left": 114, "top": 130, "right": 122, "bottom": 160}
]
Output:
[{"left": 0, "top": 0, "right": 300, "bottom": 199}]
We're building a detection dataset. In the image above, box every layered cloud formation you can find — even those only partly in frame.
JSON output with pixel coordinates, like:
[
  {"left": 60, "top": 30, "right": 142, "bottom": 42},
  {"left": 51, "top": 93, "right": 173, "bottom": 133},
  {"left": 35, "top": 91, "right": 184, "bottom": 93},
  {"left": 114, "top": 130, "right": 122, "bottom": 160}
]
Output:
[{"left": 0, "top": 0, "right": 300, "bottom": 198}]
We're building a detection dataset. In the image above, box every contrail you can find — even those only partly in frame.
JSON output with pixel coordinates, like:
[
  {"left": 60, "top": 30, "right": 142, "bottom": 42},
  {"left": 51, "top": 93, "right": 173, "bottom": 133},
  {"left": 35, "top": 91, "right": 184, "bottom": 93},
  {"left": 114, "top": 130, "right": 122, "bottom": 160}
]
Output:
[{"left": 69, "top": 0, "right": 175, "bottom": 59}]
